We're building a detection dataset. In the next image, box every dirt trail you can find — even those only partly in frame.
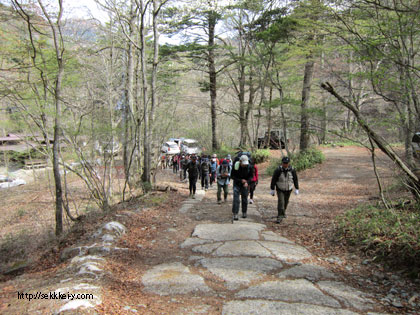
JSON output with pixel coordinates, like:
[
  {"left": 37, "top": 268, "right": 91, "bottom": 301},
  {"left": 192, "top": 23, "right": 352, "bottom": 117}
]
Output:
[
  {"left": 96, "top": 146, "right": 417, "bottom": 314},
  {"left": 1, "top": 146, "right": 419, "bottom": 314}
]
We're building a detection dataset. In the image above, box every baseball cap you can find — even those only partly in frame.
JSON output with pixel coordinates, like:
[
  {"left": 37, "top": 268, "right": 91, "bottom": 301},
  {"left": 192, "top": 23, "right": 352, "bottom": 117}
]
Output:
[
  {"left": 282, "top": 156, "right": 290, "bottom": 163},
  {"left": 240, "top": 155, "right": 249, "bottom": 165}
]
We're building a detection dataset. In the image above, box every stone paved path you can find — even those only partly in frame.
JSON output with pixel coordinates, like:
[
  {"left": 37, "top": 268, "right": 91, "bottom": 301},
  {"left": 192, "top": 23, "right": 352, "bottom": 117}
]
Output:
[{"left": 141, "top": 186, "right": 381, "bottom": 314}]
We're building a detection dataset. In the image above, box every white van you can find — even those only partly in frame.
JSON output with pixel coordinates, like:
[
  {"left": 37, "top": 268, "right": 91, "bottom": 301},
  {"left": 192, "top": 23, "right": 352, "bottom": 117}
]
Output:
[{"left": 181, "top": 139, "right": 202, "bottom": 155}]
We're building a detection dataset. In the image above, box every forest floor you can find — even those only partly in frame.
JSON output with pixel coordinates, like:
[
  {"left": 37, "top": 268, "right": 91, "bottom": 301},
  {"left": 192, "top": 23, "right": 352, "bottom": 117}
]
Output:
[{"left": 1, "top": 146, "right": 419, "bottom": 314}]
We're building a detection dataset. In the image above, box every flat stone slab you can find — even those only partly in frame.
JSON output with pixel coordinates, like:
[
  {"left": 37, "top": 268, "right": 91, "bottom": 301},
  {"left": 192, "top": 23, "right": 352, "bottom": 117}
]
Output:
[
  {"left": 197, "top": 257, "right": 283, "bottom": 290},
  {"left": 179, "top": 204, "right": 193, "bottom": 213},
  {"left": 192, "top": 223, "right": 265, "bottom": 242},
  {"left": 246, "top": 207, "right": 260, "bottom": 217},
  {"left": 261, "top": 231, "right": 295, "bottom": 244},
  {"left": 236, "top": 279, "right": 341, "bottom": 308},
  {"left": 259, "top": 241, "right": 312, "bottom": 261},
  {"left": 192, "top": 242, "right": 223, "bottom": 254},
  {"left": 214, "top": 241, "right": 272, "bottom": 258},
  {"left": 278, "top": 264, "right": 338, "bottom": 281},
  {"left": 318, "top": 281, "right": 375, "bottom": 311},
  {"left": 180, "top": 238, "right": 213, "bottom": 248},
  {"left": 142, "top": 262, "right": 212, "bottom": 295},
  {"left": 222, "top": 300, "right": 357, "bottom": 315},
  {"left": 93, "top": 221, "right": 126, "bottom": 239},
  {"left": 174, "top": 304, "right": 211, "bottom": 314}
]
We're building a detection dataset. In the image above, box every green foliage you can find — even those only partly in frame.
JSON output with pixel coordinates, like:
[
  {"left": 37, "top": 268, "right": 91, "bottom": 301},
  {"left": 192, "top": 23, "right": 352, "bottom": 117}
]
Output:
[
  {"left": 7, "top": 149, "right": 46, "bottom": 164},
  {"left": 322, "top": 140, "right": 363, "bottom": 147},
  {"left": 247, "top": 7, "right": 296, "bottom": 43},
  {"left": 252, "top": 149, "right": 270, "bottom": 164},
  {"left": 266, "top": 148, "right": 325, "bottom": 175},
  {"left": 142, "top": 181, "right": 153, "bottom": 193},
  {"left": 198, "top": 80, "right": 210, "bottom": 92},
  {"left": 338, "top": 205, "right": 420, "bottom": 268},
  {"left": 17, "top": 209, "right": 26, "bottom": 217}
]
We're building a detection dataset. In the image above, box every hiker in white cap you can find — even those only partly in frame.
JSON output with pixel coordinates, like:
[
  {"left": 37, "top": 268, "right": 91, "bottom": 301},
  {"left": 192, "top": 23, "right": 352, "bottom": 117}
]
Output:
[{"left": 230, "top": 154, "right": 254, "bottom": 221}]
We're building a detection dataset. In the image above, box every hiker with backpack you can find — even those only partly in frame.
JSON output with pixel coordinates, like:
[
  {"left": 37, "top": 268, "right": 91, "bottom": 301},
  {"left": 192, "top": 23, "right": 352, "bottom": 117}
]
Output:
[
  {"left": 249, "top": 160, "right": 258, "bottom": 204},
  {"left": 216, "top": 159, "right": 231, "bottom": 204},
  {"left": 231, "top": 154, "right": 254, "bottom": 220},
  {"left": 210, "top": 154, "right": 218, "bottom": 187},
  {"left": 172, "top": 154, "right": 179, "bottom": 174},
  {"left": 226, "top": 154, "right": 233, "bottom": 168},
  {"left": 186, "top": 155, "right": 200, "bottom": 199},
  {"left": 200, "top": 155, "right": 210, "bottom": 190},
  {"left": 180, "top": 155, "right": 188, "bottom": 181},
  {"left": 270, "top": 156, "right": 299, "bottom": 223}
]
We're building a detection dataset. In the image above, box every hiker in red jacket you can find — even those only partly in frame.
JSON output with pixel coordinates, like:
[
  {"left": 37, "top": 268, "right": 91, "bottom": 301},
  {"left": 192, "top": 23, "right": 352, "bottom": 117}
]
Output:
[{"left": 249, "top": 161, "right": 258, "bottom": 204}]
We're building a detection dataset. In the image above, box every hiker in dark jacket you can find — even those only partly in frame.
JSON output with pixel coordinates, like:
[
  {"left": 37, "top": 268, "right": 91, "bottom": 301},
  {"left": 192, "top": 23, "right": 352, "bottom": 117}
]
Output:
[
  {"left": 270, "top": 156, "right": 299, "bottom": 223},
  {"left": 186, "top": 155, "right": 200, "bottom": 198},
  {"left": 231, "top": 155, "right": 254, "bottom": 220},
  {"left": 216, "top": 159, "right": 231, "bottom": 204},
  {"left": 200, "top": 156, "right": 210, "bottom": 190}
]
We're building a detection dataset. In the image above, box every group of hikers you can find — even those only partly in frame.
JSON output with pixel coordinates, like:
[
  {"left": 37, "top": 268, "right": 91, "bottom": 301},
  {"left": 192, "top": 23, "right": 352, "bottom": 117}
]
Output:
[{"left": 168, "top": 151, "right": 299, "bottom": 224}]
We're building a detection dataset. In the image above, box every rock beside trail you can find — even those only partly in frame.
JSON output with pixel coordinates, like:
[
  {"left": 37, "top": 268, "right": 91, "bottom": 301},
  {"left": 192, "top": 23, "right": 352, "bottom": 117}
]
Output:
[
  {"left": 236, "top": 279, "right": 341, "bottom": 308},
  {"left": 277, "top": 264, "right": 338, "bottom": 281},
  {"left": 196, "top": 257, "right": 283, "bottom": 290},
  {"left": 141, "top": 262, "right": 213, "bottom": 295},
  {"left": 318, "top": 281, "right": 375, "bottom": 311},
  {"left": 191, "top": 222, "right": 265, "bottom": 241},
  {"left": 222, "top": 300, "right": 358, "bottom": 315}
]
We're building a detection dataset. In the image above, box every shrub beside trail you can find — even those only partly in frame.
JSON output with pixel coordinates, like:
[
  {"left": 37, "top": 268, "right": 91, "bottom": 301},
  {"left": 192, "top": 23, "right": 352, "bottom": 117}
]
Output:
[
  {"left": 266, "top": 148, "right": 325, "bottom": 175},
  {"left": 338, "top": 205, "right": 420, "bottom": 272}
]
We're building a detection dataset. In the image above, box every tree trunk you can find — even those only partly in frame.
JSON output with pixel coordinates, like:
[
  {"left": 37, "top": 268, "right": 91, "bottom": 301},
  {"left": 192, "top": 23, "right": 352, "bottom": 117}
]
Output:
[
  {"left": 300, "top": 57, "right": 314, "bottom": 152},
  {"left": 53, "top": 70, "right": 64, "bottom": 236},
  {"left": 265, "top": 87, "right": 273, "bottom": 148},
  {"left": 38, "top": 0, "right": 65, "bottom": 236},
  {"left": 321, "top": 82, "right": 419, "bottom": 185},
  {"left": 140, "top": 0, "right": 151, "bottom": 183},
  {"left": 150, "top": 0, "right": 160, "bottom": 154},
  {"left": 208, "top": 10, "right": 218, "bottom": 150},
  {"left": 246, "top": 73, "right": 256, "bottom": 149},
  {"left": 401, "top": 67, "right": 414, "bottom": 167},
  {"left": 126, "top": 3, "right": 136, "bottom": 182},
  {"left": 238, "top": 63, "right": 246, "bottom": 147},
  {"left": 320, "top": 95, "right": 329, "bottom": 144}
]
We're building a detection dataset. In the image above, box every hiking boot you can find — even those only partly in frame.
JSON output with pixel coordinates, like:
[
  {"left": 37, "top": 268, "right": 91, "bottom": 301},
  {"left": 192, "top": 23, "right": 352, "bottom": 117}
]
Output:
[
  {"left": 249, "top": 199, "right": 254, "bottom": 204},
  {"left": 192, "top": 194, "right": 196, "bottom": 199},
  {"left": 276, "top": 216, "right": 283, "bottom": 224},
  {"left": 242, "top": 213, "right": 247, "bottom": 218},
  {"left": 233, "top": 214, "right": 239, "bottom": 221},
  {"left": 217, "top": 200, "right": 222, "bottom": 204},
  {"left": 189, "top": 193, "right": 192, "bottom": 198}
]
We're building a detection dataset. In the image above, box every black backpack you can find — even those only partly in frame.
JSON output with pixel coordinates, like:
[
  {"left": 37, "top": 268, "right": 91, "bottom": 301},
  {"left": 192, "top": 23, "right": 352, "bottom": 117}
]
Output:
[{"left": 201, "top": 159, "right": 210, "bottom": 173}]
